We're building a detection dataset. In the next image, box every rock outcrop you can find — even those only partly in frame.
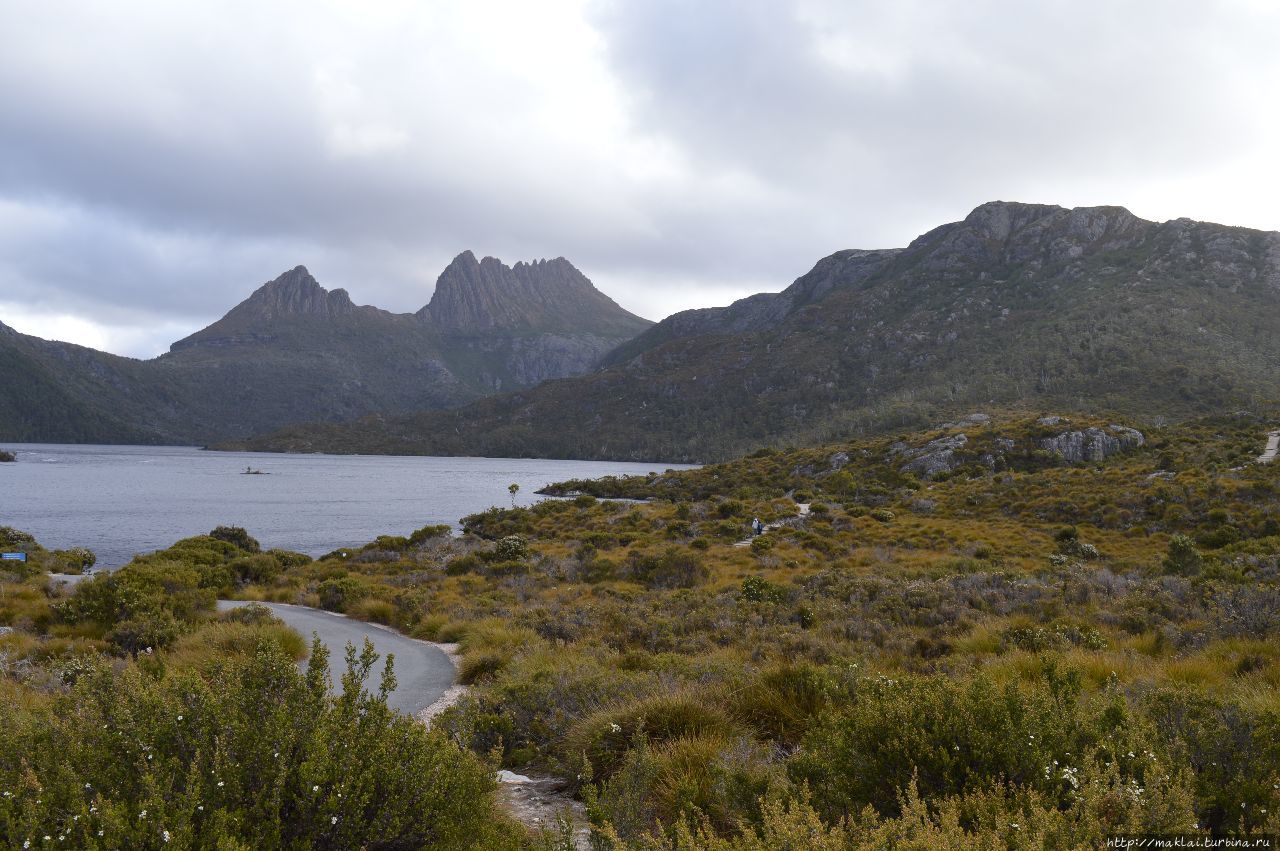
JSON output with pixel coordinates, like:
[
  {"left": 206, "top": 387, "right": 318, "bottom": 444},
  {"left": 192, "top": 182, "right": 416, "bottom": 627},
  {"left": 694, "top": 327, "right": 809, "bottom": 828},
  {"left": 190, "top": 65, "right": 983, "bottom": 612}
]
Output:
[
  {"left": 892, "top": 433, "right": 970, "bottom": 479},
  {"left": 1040, "top": 426, "right": 1145, "bottom": 463}
]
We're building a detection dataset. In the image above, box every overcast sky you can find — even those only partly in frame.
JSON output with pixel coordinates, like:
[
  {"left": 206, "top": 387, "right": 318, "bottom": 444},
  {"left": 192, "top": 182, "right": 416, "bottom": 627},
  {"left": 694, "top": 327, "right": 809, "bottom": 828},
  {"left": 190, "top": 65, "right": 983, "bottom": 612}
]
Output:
[{"left": 1, "top": 0, "right": 1278, "bottom": 358}]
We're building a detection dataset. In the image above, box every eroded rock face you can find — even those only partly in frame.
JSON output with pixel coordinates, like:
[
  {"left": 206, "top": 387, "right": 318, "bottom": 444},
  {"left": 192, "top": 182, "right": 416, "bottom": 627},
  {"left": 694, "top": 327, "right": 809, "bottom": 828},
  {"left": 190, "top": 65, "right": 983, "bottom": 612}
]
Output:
[
  {"left": 1040, "top": 425, "right": 1144, "bottom": 463},
  {"left": 422, "top": 251, "right": 650, "bottom": 338},
  {"left": 893, "top": 433, "right": 969, "bottom": 478}
]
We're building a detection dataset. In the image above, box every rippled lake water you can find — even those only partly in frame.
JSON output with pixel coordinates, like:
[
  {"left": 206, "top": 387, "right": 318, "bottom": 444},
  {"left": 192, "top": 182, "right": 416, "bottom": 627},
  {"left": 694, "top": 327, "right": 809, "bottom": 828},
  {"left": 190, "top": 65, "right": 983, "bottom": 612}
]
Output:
[{"left": 0, "top": 444, "right": 692, "bottom": 569}]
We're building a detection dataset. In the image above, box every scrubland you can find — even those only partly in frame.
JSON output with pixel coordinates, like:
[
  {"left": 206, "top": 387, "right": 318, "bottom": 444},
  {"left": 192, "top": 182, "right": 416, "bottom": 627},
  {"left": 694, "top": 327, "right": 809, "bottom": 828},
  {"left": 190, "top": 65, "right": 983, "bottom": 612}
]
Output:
[{"left": 3, "top": 414, "right": 1280, "bottom": 847}]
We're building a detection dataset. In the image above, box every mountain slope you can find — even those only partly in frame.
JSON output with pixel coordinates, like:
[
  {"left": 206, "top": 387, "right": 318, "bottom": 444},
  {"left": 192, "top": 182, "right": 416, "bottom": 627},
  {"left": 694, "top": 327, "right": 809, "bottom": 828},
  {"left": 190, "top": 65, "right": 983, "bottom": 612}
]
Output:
[
  {"left": 0, "top": 257, "right": 650, "bottom": 444},
  {"left": 228, "top": 201, "right": 1280, "bottom": 461}
]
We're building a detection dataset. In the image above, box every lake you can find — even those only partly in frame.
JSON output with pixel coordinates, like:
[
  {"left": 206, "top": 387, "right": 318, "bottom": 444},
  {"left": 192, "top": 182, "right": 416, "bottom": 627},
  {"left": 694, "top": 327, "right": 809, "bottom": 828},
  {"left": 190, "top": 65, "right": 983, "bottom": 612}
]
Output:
[{"left": 0, "top": 444, "right": 692, "bottom": 569}]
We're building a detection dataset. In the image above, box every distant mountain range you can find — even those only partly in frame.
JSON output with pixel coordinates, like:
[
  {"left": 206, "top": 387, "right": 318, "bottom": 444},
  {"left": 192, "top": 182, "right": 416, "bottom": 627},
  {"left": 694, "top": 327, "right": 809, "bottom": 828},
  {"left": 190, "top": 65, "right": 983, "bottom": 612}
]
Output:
[
  {"left": 224, "top": 201, "right": 1280, "bottom": 462},
  {"left": 0, "top": 253, "right": 651, "bottom": 444}
]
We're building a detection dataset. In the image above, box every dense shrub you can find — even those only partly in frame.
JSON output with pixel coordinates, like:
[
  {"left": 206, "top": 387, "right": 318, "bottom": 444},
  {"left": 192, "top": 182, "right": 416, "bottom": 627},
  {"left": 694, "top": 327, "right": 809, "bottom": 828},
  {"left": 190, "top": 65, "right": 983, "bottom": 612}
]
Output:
[
  {"left": 0, "top": 639, "right": 513, "bottom": 849},
  {"left": 409, "top": 523, "right": 452, "bottom": 546},
  {"left": 624, "top": 548, "right": 709, "bottom": 589},
  {"left": 1163, "top": 534, "right": 1204, "bottom": 575},
  {"left": 55, "top": 562, "right": 215, "bottom": 654},
  {"left": 790, "top": 668, "right": 1113, "bottom": 819},
  {"left": 51, "top": 547, "right": 96, "bottom": 574},
  {"left": 209, "top": 525, "right": 261, "bottom": 553},
  {"left": 316, "top": 576, "right": 364, "bottom": 612}
]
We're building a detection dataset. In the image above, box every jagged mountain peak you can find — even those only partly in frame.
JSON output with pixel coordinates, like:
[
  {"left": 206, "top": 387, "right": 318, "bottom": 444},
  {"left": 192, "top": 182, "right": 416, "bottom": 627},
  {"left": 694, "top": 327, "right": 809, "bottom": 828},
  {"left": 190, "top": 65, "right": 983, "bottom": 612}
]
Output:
[
  {"left": 168, "top": 266, "right": 366, "bottom": 353},
  {"left": 420, "top": 252, "right": 649, "bottom": 336},
  {"left": 238, "top": 265, "right": 356, "bottom": 319}
]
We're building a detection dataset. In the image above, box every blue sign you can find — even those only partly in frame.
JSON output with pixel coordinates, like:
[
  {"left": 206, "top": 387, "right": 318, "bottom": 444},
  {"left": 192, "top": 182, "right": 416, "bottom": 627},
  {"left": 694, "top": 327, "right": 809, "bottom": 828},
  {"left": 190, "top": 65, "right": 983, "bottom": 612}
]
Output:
[{"left": 1, "top": 553, "right": 26, "bottom": 562}]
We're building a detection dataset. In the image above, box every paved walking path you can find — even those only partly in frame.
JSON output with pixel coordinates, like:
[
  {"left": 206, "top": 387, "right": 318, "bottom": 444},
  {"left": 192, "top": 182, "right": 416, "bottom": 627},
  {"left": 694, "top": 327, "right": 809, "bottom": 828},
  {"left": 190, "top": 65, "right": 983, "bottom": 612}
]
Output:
[
  {"left": 1259, "top": 430, "right": 1280, "bottom": 464},
  {"left": 216, "top": 600, "right": 456, "bottom": 717}
]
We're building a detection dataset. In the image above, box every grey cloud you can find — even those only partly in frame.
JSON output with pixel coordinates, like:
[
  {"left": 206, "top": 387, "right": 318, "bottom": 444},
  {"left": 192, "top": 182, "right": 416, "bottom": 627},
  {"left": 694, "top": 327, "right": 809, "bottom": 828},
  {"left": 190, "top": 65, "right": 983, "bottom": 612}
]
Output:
[{"left": 0, "top": 1, "right": 1277, "bottom": 358}]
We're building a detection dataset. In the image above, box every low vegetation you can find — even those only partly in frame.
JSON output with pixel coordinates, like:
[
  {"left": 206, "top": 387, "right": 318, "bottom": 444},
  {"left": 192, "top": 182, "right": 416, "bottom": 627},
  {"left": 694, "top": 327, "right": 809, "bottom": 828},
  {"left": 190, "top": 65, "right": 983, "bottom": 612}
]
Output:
[
  {"left": 0, "top": 529, "right": 522, "bottom": 849},
  {"left": 5, "top": 413, "right": 1280, "bottom": 847}
]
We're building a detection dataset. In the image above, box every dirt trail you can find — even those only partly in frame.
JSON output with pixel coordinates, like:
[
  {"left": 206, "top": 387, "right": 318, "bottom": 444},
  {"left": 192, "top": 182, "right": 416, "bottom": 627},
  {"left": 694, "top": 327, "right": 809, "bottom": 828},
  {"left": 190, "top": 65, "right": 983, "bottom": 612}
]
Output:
[{"left": 733, "top": 502, "right": 810, "bottom": 548}]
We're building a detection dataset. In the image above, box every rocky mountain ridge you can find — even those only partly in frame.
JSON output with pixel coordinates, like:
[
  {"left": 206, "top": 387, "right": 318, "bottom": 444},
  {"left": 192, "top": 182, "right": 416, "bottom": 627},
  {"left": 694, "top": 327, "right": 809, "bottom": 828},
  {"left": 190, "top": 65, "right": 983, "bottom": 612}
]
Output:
[
  {"left": 229, "top": 201, "right": 1280, "bottom": 461},
  {"left": 0, "top": 255, "right": 650, "bottom": 444}
]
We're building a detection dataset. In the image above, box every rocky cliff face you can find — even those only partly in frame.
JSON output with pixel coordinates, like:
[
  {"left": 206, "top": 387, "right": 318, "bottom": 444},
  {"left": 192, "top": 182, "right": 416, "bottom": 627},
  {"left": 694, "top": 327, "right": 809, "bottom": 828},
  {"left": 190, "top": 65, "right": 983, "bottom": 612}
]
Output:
[
  {"left": 422, "top": 252, "right": 650, "bottom": 338},
  {"left": 416, "top": 252, "right": 652, "bottom": 392}
]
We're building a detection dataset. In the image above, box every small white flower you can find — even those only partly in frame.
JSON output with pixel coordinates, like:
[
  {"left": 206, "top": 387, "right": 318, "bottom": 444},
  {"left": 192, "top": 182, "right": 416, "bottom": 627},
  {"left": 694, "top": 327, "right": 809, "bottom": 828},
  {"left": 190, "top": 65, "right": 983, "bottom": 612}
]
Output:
[
  {"left": 217, "top": 781, "right": 224, "bottom": 787},
  {"left": 140, "top": 809, "right": 147, "bottom": 818},
  {"left": 609, "top": 723, "right": 622, "bottom": 734},
  {"left": 177, "top": 715, "right": 183, "bottom": 721},
  {"left": 98, "top": 831, "right": 104, "bottom": 837},
  {"left": 313, "top": 785, "right": 320, "bottom": 792},
  {"left": 331, "top": 816, "right": 338, "bottom": 825},
  {"left": 198, "top": 805, "right": 204, "bottom": 811},
  {"left": 163, "top": 830, "right": 171, "bottom": 842}
]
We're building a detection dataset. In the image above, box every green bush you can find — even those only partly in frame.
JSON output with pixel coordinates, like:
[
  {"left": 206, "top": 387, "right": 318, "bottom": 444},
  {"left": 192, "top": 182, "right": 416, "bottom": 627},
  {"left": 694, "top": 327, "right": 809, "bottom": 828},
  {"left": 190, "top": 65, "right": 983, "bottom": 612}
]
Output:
[
  {"left": 0, "top": 638, "right": 513, "bottom": 848},
  {"left": 730, "top": 662, "right": 836, "bottom": 744},
  {"left": 55, "top": 562, "right": 215, "bottom": 652},
  {"left": 209, "top": 525, "right": 261, "bottom": 553},
  {"left": 566, "top": 692, "right": 740, "bottom": 781},
  {"left": 740, "top": 576, "right": 784, "bottom": 604},
  {"left": 446, "top": 554, "right": 482, "bottom": 576},
  {"left": 408, "top": 523, "right": 452, "bottom": 546},
  {"left": 494, "top": 535, "right": 530, "bottom": 562},
  {"left": 791, "top": 670, "right": 1098, "bottom": 819},
  {"left": 624, "top": 548, "right": 709, "bottom": 589},
  {"left": 316, "top": 576, "right": 364, "bottom": 612},
  {"left": 1163, "top": 534, "right": 1203, "bottom": 575},
  {"left": 51, "top": 547, "right": 96, "bottom": 574}
]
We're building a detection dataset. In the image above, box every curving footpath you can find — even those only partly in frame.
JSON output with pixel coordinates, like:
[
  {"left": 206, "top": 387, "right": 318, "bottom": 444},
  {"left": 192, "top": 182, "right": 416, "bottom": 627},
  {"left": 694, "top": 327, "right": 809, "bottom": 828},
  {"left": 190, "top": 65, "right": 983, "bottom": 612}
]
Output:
[
  {"left": 216, "top": 600, "right": 457, "bottom": 718},
  {"left": 732, "top": 502, "right": 810, "bottom": 548}
]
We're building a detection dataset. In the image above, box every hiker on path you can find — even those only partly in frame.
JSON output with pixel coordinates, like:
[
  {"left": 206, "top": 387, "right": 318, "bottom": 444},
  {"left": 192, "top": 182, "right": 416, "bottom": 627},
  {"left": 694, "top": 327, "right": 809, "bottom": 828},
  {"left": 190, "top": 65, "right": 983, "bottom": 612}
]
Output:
[{"left": 752, "top": 517, "right": 763, "bottom": 536}]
